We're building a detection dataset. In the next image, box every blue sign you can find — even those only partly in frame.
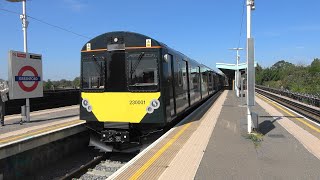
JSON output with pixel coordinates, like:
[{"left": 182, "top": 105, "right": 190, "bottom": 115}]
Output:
[{"left": 15, "top": 76, "right": 41, "bottom": 82}]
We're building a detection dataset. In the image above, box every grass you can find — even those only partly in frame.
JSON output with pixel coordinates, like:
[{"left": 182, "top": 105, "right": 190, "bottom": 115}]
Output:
[{"left": 246, "top": 131, "right": 264, "bottom": 148}]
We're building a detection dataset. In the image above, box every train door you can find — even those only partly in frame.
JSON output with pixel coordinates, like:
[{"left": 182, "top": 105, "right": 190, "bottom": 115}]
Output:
[
  {"left": 183, "top": 60, "right": 191, "bottom": 107},
  {"left": 198, "top": 66, "right": 202, "bottom": 100},
  {"left": 175, "top": 59, "right": 189, "bottom": 114},
  {"left": 163, "top": 54, "right": 176, "bottom": 122},
  {"left": 106, "top": 48, "right": 127, "bottom": 92}
]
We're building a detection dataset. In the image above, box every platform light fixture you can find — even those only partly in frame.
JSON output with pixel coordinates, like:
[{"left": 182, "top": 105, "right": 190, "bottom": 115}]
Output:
[
  {"left": 246, "top": 0, "right": 255, "bottom": 133},
  {"left": 229, "top": 48, "right": 243, "bottom": 98}
]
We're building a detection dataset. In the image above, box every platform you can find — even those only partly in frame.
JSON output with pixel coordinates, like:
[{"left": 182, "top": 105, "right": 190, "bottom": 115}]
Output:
[
  {"left": 0, "top": 105, "right": 85, "bottom": 159},
  {"left": 109, "top": 90, "right": 320, "bottom": 180}
]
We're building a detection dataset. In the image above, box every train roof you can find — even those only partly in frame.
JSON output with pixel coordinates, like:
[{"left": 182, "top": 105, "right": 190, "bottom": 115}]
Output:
[
  {"left": 81, "top": 31, "right": 220, "bottom": 75},
  {"left": 81, "top": 31, "right": 163, "bottom": 51}
]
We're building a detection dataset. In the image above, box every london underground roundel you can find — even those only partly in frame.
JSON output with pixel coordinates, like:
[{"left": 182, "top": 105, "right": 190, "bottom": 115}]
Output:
[{"left": 15, "top": 66, "right": 41, "bottom": 92}]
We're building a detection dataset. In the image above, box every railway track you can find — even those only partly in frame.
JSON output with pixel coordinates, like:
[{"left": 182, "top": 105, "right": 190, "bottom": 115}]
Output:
[
  {"left": 256, "top": 88, "right": 320, "bottom": 123},
  {"left": 61, "top": 152, "right": 135, "bottom": 180},
  {"left": 60, "top": 91, "right": 222, "bottom": 180}
]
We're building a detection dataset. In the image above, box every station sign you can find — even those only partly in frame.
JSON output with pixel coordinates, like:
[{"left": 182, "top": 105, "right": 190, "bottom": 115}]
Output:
[{"left": 8, "top": 50, "right": 43, "bottom": 100}]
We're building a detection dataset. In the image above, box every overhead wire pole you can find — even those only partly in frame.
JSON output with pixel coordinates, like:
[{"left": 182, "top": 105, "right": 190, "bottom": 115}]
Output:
[
  {"left": 229, "top": 48, "right": 243, "bottom": 97},
  {"left": 246, "top": 0, "right": 255, "bottom": 133},
  {"left": 7, "top": 0, "right": 30, "bottom": 122}
]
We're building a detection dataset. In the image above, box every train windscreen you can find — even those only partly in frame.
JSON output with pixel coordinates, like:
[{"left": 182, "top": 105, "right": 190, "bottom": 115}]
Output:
[
  {"left": 127, "top": 52, "right": 159, "bottom": 91},
  {"left": 82, "top": 57, "right": 105, "bottom": 90}
]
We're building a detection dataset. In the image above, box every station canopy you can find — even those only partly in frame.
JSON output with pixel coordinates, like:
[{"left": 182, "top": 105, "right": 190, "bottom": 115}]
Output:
[{"left": 216, "top": 62, "right": 257, "bottom": 79}]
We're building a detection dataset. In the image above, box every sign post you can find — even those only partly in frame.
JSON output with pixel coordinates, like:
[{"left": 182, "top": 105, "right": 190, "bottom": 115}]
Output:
[
  {"left": 8, "top": 50, "right": 43, "bottom": 122},
  {"left": 6, "top": 0, "right": 32, "bottom": 122}
]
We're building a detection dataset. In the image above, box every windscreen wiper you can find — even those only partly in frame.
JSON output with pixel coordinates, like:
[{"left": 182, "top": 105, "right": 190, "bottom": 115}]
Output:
[
  {"left": 92, "top": 55, "right": 104, "bottom": 88},
  {"left": 92, "top": 55, "right": 103, "bottom": 71},
  {"left": 130, "top": 52, "right": 145, "bottom": 77}
]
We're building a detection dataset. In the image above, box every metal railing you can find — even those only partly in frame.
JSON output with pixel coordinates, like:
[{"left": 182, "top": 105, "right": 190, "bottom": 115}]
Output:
[{"left": 256, "top": 85, "right": 320, "bottom": 108}]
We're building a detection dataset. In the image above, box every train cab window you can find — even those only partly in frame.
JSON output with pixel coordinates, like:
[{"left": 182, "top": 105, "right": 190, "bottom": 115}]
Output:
[
  {"left": 127, "top": 52, "right": 159, "bottom": 91},
  {"left": 82, "top": 58, "right": 106, "bottom": 90}
]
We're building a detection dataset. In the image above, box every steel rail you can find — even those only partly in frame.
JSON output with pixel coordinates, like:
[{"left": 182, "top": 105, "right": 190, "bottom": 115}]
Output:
[
  {"left": 256, "top": 88, "right": 320, "bottom": 123},
  {"left": 60, "top": 155, "right": 106, "bottom": 180}
]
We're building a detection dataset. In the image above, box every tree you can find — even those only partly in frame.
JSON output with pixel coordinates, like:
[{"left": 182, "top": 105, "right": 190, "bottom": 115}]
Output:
[
  {"left": 309, "top": 58, "right": 320, "bottom": 74},
  {"left": 73, "top": 77, "right": 80, "bottom": 88},
  {"left": 44, "top": 79, "right": 54, "bottom": 90},
  {"left": 255, "top": 63, "right": 263, "bottom": 85},
  {"left": 256, "top": 58, "right": 320, "bottom": 96}
]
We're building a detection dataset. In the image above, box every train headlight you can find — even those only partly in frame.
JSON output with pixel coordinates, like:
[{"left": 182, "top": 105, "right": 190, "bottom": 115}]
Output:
[
  {"left": 82, "top": 99, "right": 93, "bottom": 112},
  {"left": 146, "top": 106, "right": 154, "bottom": 114},
  {"left": 87, "top": 105, "right": 93, "bottom": 112},
  {"left": 150, "top": 99, "right": 160, "bottom": 109},
  {"left": 82, "top": 99, "right": 89, "bottom": 108}
]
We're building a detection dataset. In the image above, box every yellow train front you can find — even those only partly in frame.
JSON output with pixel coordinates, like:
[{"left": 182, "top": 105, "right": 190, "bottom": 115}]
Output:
[{"left": 80, "top": 31, "right": 224, "bottom": 151}]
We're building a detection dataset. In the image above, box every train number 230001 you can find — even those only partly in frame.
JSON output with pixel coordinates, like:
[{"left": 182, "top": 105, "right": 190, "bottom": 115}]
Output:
[{"left": 129, "top": 100, "right": 146, "bottom": 105}]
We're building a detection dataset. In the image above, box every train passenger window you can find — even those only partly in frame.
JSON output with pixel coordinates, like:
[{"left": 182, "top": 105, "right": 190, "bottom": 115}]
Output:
[
  {"left": 178, "top": 62, "right": 183, "bottom": 87},
  {"left": 127, "top": 52, "right": 159, "bottom": 91},
  {"left": 82, "top": 58, "right": 105, "bottom": 90}
]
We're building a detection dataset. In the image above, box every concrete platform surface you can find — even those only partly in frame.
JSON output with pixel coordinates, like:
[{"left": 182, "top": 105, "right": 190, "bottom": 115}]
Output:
[
  {"left": 1, "top": 105, "right": 79, "bottom": 135},
  {"left": 0, "top": 105, "right": 85, "bottom": 159},
  {"left": 108, "top": 92, "right": 226, "bottom": 180},
  {"left": 195, "top": 91, "right": 320, "bottom": 179},
  {"left": 110, "top": 90, "right": 320, "bottom": 180}
]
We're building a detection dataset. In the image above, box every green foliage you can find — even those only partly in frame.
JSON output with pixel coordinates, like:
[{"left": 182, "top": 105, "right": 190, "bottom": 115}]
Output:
[
  {"left": 43, "top": 77, "right": 80, "bottom": 90},
  {"left": 73, "top": 77, "right": 80, "bottom": 88},
  {"left": 246, "top": 131, "right": 264, "bottom": 148},
  {"left": 44, "top": 79, "right": 54, "bottom": 90},
  {"left": 256, "top": 59, "right": 320, "bottom": 96},
  {"left": 309, "top": 58, "right": 320, "bottom": 74}
]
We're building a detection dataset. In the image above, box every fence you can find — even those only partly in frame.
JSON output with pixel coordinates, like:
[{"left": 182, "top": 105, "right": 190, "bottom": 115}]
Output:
[
  {"left": 256, "top": 85, "right": 320, "bottom": 107},
  {"left": 5, "top": 89, "right": 80, "bottom": 115}
]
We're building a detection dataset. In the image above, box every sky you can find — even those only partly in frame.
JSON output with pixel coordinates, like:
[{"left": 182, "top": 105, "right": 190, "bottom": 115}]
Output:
[{"left": 0, "top": 0, "right": 319, "bottom": 80}]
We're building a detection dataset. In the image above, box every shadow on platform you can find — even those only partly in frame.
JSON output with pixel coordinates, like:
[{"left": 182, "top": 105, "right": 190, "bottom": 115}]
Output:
[
  {"left": 258, "top": 115, "right": 303, "bottom": 135},
  {"left": 258, "top": 116, "right": 282, "bottom": 135}
]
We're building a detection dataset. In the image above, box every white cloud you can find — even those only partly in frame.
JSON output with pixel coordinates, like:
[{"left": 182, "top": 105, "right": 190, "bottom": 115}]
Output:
[{"left": 63, "top": 0, "right": 87, "bottom": 12}]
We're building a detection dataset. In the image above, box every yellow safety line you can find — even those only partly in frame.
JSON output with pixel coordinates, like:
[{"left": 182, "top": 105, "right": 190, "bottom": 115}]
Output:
[
  {"left": 257, "top": 94, "right": 320, "bottom": 133},
  {"left": 129, "top": 123, "right": 192, "bottom": 180},
  {"left": 0, "top": 120, "right": 83, "bottom": 144}
]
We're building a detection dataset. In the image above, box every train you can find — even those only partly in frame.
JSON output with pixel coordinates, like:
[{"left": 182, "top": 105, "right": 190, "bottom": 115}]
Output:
[{"left": 80, "top": 31, "right": 225, "bottom": 152}]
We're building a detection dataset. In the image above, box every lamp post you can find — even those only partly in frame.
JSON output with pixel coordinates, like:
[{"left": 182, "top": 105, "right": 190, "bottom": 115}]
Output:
[
  {"left": 246, "top": 0, "right": 255, "bottom": 133},
  {"left": 6, "top": 0, "right": 30, "bottom": 122},
  {"left": 229, "top": 48, "right": 243, "bottom": 97}
]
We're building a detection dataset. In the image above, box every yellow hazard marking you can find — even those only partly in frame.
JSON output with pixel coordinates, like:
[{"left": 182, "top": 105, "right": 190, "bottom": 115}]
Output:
[
  {"left": 146, "top": 39, "right": 152, "bottom": 47},
  {"left": 257, "top": 94, "right": 320, "bottom": 133},
  {"left": 81, "top": 92, "right": 161, "bottom": 123},
  {"left": 129, "top": 123, "right": 192, "bottom": 180},
  {"left": 0, "top": 120, "right": 83, "bottom": 144}
]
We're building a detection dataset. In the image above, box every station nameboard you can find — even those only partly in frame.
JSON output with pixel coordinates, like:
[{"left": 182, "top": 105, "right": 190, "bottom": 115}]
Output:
[{"left": 8, "top": 50, "right": 43, "bottom": 100}]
